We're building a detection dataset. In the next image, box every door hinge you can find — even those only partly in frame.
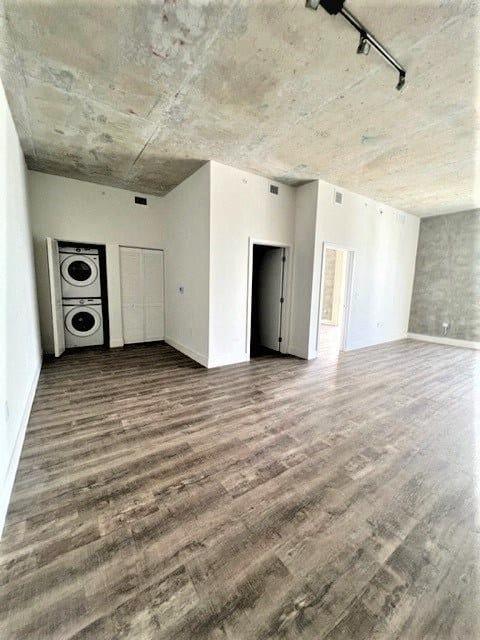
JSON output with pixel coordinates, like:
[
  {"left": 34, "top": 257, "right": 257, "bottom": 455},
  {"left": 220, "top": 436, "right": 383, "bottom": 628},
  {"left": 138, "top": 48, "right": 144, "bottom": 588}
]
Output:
[
  {"left": 282, "top": 256, "right": 286, "bottom": 263},
  {"left": 278, "top": 336, "right": 283, "bottom": 343},
  {"left": 280, "top": 297, "right": 285, "bottom": 304}
]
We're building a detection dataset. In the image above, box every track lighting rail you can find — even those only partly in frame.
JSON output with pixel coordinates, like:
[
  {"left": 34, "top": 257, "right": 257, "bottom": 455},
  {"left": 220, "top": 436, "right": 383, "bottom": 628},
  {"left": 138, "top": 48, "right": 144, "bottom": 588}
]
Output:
[{"left": 306, "top": 0, "right": 406, "bottom": 90}]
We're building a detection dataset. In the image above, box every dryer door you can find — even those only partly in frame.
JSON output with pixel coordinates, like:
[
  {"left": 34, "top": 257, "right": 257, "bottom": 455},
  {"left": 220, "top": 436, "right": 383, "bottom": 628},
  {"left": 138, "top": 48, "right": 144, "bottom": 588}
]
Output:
[
  {"left": 61, "top": 255, "right": 98, "bottom": 287},
  {"left": 65, "top": 306, "right": 101, "bottom": 337}
]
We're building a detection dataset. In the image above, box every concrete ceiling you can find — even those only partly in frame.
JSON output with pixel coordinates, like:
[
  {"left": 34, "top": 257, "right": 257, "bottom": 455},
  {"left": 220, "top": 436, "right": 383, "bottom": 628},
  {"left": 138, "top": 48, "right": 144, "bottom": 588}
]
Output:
[{"left": 1, "top": 1, "right": 478, "bottom": 216}]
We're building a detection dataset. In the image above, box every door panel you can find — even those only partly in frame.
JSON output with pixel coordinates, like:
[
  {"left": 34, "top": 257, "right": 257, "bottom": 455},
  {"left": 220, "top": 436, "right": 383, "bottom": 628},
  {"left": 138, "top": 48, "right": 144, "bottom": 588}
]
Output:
[
  {"left": 257, "top": 247, "right": 284, "bottom": 352},
  {"left": 144, "top": 305, "right": 164, "bottom": 342},
  {"left": 120, "top": 247, "right": 144, "bottom": 344},
  {"left": 121, "top": 303, "right": 145, "bottom": 344},
  {"left": 120, "top": 247, "right": 164, "bottom": 344},
  {"left": 46, "top": 238, "right": 65, "bottom": 357},
  {"left": 143, "top": 249, "right": 165, "bottom": 341}
]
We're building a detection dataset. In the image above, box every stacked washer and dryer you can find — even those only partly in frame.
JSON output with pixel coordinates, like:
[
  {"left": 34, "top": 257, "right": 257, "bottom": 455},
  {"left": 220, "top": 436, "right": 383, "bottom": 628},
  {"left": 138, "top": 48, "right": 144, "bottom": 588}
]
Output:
[{"left": 60, "top": 245, "right": 105, "bottom": 348}]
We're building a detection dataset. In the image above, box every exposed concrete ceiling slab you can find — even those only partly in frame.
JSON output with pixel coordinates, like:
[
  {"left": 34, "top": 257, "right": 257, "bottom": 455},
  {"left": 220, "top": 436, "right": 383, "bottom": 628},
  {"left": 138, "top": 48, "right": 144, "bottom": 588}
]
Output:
[{"left": 1, "top": 0, "right": 478, "bottom": 215}]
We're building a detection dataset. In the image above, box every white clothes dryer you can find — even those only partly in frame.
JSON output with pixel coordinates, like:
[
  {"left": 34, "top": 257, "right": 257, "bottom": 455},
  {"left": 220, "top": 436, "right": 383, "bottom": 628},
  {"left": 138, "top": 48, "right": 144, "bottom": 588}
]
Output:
[
  {"left": 60, "top": 246, "right": 101, "bottom": 298},
  {"left": 63, "top": 298, "right": 104, "bottom": 348}
]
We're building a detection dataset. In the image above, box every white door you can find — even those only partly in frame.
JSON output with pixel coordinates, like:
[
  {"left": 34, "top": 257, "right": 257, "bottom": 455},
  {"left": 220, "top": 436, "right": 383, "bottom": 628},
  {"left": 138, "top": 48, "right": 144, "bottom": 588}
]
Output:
[
  {"left": 46, "top": 237, "right": 65, "bottom": 357},
  {"left": 143, "top": 249, "right": 165, "bottom": 341},
  {"left": 120, "top": 247, "right": 165, "bottom": 345},
  {"left": 120, "top": 247, "right": 144, "bottom": 344},
  {"left": 257, "top": 247, "right": 285, "bottom": 352}
]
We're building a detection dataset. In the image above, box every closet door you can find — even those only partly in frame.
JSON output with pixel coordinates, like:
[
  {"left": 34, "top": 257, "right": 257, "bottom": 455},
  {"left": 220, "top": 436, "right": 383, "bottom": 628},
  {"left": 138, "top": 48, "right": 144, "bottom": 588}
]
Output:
[
  {"left": 143, "top": 249, "right": 165, "bottom": 341},
  {"left": 120, "top": 247, "right": 144, "bottom": 344}
]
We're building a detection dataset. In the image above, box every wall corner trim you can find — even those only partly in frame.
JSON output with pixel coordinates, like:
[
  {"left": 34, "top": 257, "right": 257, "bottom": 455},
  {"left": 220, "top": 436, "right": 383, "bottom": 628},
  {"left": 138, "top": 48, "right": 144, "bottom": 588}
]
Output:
[
  {"left": 0, "top": 361, "right": 42, "bottom": 538},
  {"left": 164, "top": 337, "right": 209, "bottom": 367},
  {"left": 207, "top": 354, "right": 249, "bottom": 369},
  {"left": 407, "top": 333, "right": 480, "bottom": 351}
]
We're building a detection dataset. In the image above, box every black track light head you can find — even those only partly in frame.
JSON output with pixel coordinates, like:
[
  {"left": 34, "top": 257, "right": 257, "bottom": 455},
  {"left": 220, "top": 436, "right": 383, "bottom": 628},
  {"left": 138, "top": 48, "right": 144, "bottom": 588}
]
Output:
[
  {"left": 357, "top": 34, "right": 371, "bottom": 55},
  {"left": 396, "top": 71, "right": 406, "bottom": 91},
  {"left": 306, "top": 0, "right": 345, "bottom": 14}
]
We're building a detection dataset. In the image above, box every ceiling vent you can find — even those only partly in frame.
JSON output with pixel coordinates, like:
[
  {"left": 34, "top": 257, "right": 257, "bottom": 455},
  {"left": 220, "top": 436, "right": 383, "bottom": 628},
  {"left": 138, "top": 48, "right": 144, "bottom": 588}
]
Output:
[{"left": 334, "top": 190, "right": 343, "bottom": 205}]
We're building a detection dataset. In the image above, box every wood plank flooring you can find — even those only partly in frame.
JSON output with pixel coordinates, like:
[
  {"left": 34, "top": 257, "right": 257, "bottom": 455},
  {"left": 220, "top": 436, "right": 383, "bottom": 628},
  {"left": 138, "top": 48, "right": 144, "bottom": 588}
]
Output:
[{"left": 1, "top": 340, "right": 479, "bottom": 639}]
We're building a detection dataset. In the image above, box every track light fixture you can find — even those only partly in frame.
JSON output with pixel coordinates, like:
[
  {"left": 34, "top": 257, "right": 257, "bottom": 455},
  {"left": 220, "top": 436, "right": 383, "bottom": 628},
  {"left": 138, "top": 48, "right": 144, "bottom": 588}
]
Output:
[
  {"left": 306, "top": 0, "right": 406, "bottom": 91},
  {"left": 357, "top": 33, "right": 370, "bottom": 56}
]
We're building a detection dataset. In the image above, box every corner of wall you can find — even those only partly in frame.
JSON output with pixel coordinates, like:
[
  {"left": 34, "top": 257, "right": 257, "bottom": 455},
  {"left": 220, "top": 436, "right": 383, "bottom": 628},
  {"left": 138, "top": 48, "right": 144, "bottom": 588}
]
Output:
[
  {"left": 164, "top": 337, "right": 209, "bottom": 368},
  {"left": 288, "top": 180, "right": 320, "bottom": 361}
]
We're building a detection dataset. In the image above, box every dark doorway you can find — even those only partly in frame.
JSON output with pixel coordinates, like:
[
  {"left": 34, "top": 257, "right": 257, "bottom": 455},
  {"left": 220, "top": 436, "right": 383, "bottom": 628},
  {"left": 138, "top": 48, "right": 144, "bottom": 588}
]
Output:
[{"left": 250, "top": 244, "right": 286, "bottom": 357}]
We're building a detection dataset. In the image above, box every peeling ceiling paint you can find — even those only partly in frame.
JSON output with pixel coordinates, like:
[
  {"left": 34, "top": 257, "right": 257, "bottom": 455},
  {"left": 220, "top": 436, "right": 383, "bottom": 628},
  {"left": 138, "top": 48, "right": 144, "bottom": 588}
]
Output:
[{"left": 0, "top": 0, "right": 478, "bottom": 216}]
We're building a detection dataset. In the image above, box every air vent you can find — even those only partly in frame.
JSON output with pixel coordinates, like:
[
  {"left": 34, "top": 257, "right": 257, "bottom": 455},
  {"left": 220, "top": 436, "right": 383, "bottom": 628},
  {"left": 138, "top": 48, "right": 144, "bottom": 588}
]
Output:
[
  {"left": 270, "top": 184, "right": 279, "bottom": 195},
  {"left": 135, "top": 196, "right": 147, "bottom": 205},
  {"left": 334, "top": 190, "right": 343, "bottom": 205}
]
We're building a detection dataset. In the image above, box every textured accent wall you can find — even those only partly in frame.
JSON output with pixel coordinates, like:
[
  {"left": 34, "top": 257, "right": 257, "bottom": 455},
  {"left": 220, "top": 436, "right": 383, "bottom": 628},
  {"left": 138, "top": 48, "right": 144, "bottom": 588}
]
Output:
[{"left": 409, "top": 210, "right": 480, "bottom": 342}]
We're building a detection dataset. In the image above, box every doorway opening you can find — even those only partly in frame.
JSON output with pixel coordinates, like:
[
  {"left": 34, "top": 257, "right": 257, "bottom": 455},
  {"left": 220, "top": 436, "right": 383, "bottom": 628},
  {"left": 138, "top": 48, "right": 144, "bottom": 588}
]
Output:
[
  {"left": 317, "top": 244, "right": 353, "bottom": 358},
  {"left": 250, "top": 244, "right": 286, "bottom": 357}
]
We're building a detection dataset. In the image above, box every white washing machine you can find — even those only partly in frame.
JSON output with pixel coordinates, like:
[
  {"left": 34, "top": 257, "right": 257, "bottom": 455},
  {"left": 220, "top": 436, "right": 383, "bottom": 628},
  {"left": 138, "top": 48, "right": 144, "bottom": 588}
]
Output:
[
  {"left": 60, "top": 246, "right": 101, "bottom": 298},
  {"left": 63, "top": 298, "right": 104, "bottom": 348}
]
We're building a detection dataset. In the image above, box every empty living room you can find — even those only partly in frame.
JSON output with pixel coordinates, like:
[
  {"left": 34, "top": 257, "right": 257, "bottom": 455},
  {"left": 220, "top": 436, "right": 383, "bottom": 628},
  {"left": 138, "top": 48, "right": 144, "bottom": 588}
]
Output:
[{"left": 1, "top": 1, "right": 479, "bottom": 638}]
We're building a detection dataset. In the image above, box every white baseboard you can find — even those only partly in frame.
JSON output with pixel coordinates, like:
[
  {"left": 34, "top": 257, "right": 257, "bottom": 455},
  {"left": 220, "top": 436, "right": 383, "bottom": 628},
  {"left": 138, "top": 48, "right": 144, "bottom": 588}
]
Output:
[
  {"left": 207, "top": 354, "right": 249, "bottom": 368},
  {"left": 407, "top": 333, "right": 480, "bottom": 350},
  {"left": 0, "top": 362, "right": 41, "bottom": 538},
  {"left": 109, "top": 337, "right": 124, "bottom": 348},
  {"left": 343, "top": 334, "right": 407, "bottom": 352},
  {"left": 165, "top": 337, "right": 208, "bottom": 367}
]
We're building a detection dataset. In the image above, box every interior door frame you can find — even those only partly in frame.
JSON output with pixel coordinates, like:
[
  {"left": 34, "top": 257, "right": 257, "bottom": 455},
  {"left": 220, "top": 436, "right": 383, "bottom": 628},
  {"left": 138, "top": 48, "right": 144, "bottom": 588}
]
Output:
[
  {"left": 119, "top": 245, "right": 166, "bottom": 345},
  {"left": 246, "top": 238, "right": 293, "bottom": 360},
  {"left": 46, "top": 237, "right": 65, "bottom": 357},
  {"left": 316, "top": 241, "right": 356, "bottom": 353}
]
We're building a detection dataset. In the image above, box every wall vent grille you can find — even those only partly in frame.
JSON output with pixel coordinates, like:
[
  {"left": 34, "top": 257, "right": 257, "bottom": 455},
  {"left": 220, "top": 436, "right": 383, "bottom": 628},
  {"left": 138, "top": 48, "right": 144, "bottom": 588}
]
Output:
[{"left": 334, "top": 190, "right": 343, "bottom": 205}]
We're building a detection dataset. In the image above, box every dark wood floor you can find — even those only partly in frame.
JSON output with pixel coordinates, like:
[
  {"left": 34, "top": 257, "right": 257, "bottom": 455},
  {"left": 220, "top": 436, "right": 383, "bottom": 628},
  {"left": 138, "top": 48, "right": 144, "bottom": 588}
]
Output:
[{"left": 1, "top": 340, "right": 479, "bottom": 639}]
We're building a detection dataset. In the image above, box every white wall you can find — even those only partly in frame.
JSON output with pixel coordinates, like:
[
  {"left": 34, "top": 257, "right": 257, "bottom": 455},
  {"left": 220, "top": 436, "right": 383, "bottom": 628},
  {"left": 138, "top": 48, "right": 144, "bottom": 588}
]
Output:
[
  {"left": 1, "top": 80, "right": 42, "bottom": 535},
  {"left": 289, "top": 182, "right": 318, "bottom": 359},
  {"left": 28, "top": 161, "right": 419, "bottom": 372},
  {"left": 291, "top": 178, "right": 420, "bottom": 359},
  {"left": 162, "top": 163, "right": 210, "bottom": 366},
  {"left": 28, "top": 171, "right": 165, "bottom": 352},
  {"left": 209, "top": 162, "right": 296, "bottom": 367}
]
